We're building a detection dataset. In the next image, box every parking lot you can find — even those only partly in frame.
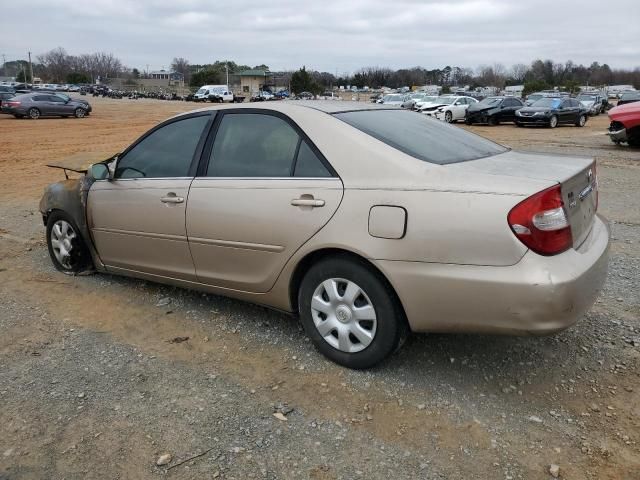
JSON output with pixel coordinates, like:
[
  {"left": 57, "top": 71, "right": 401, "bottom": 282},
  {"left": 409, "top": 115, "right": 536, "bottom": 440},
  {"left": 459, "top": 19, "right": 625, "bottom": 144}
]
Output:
[{"left": 0, "top": 96, "right": 638, "bottom": 479}]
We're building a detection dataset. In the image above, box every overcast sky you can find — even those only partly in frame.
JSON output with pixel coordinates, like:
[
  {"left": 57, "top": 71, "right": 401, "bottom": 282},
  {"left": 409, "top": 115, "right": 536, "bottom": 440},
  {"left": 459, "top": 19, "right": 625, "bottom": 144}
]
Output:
[{"left": 2, "top": 0, "right": 639, "bottom": 74}]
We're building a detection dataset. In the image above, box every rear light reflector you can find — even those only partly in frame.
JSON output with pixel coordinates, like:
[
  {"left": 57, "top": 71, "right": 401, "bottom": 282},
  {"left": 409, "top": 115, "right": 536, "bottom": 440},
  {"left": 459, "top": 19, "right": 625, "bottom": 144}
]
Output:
[
  {"left": 4, "top": 101, "right": 21, "bottom": 107},
  {"left": 508, "top": 184, "right": 572, "bottom": 256}
]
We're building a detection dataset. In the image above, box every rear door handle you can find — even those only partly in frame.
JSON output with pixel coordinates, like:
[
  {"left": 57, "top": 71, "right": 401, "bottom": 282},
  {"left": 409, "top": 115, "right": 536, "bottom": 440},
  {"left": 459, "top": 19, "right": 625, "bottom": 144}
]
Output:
[
  {"left": 291, "top": 198, "right": 325, "bottom": 207},
  {"left": 161, "top": 193, "right": 184, "bottom": 204}
]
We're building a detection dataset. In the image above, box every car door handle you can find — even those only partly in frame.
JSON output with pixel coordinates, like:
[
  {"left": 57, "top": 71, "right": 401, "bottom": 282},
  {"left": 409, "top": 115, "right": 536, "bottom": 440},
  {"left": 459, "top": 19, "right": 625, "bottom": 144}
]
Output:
[
  {"left": 160, "top": 193, "right": 184, "bottom": 204},
  {"left": 291, "top": 198, "right": 325, "bottom": 207}
]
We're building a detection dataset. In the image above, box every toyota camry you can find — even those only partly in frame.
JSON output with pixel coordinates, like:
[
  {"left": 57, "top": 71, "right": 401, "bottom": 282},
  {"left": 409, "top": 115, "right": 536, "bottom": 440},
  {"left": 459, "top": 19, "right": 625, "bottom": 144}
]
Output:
[{"left": 39, "top": 102, "right": 610, "bottom": 368}]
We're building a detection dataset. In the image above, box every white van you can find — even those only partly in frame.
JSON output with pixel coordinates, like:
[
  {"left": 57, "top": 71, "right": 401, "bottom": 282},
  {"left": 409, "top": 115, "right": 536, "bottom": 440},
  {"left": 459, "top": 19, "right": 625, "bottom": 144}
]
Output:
[{"left": 194, "top": 85, "right": 234, "bottom": 102}]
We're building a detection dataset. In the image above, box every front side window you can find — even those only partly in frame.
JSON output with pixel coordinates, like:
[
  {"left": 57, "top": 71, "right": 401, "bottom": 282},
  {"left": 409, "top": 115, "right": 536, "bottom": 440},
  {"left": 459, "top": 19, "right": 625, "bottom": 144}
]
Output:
[
  {"left": 207, "top": 113, "right": 299, "bottom": 177},
  {"left": 115, "top": 115, "right": 210, "bottom": 179}
]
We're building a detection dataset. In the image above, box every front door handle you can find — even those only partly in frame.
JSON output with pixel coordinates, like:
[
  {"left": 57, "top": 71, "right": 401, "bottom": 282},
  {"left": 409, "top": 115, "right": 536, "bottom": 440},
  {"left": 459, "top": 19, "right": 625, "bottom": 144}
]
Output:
[
  {"left": 291, "top": 197, "right": 325, "bottom": 208},
  {"left": 160, "top": 193, "right": 184, "bottom": 204}
]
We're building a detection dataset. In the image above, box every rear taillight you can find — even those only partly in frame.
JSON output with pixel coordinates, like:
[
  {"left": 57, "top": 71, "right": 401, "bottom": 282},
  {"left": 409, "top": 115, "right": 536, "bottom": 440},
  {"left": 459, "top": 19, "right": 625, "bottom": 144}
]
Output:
[
  {"left": 508, "top": 184, "right": 572, "bottom": 256},
  {"left": 5, "top": 101, "right": 21, "bottom": 107}
]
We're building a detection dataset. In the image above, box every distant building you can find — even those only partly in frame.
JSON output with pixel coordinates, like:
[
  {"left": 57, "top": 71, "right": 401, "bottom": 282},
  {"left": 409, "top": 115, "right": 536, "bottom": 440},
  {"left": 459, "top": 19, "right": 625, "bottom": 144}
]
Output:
[
  {"left": 238, "top": 69, "right": 272, "bottom": 94},
  {"left": 136, "top": 70, "right": 185, "bottom": 89}
]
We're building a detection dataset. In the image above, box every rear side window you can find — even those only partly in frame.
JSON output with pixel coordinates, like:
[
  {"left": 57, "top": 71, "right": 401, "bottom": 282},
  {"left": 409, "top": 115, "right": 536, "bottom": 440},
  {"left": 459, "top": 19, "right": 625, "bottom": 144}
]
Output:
[
  {"left": 208, "top": 113, "right": 299, "bottom": 177},
  {"left": 335, "top": 110, "right": 507, "bottom": 165},
  {"left": 294, "top": 141, "right": 331, "bottom": 177},
  {"left": 115, "top": 115, "right": 210, "bottom": 178}
]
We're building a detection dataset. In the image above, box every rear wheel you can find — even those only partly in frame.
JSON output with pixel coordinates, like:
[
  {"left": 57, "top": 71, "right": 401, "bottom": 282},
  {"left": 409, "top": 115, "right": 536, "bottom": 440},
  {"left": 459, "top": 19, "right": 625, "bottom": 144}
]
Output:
[
  {"left": 549, "top": 115, "right": 558, "bottom": 128},
  {"left": 13, "top": 114, "right": 24, "bottom": 119},
  {"left": 298, "top": 256, "right": 407, "bottom": 369},
  {"left": 576, "top": 114, "right": 587, "bottom": 127},
  {"left": 46, "top": 211, "right": 92, "bottom": 274},
  {"left": 28, "top": 108, "right": 40, "bottom": 119},
  {"left": 488, "top": 116, "right": 498, "bottom": 126}
]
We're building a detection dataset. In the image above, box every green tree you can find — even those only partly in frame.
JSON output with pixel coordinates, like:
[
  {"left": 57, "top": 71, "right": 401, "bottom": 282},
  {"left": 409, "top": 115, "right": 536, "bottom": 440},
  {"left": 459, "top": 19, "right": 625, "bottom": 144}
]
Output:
[
  {"left": 132, "top": 68, "right": 140, "bottom": 79},
  {"left": 522, "top": 79, "right": 550, "bottom": 97},
  {"left": 290, "top": 66, "right": 319, "bottom": 94},
  {"left": 16, "top": 69, "right": 32, "bottom": 83},
  {"left": 66, "top": 72, "right": 90, "bottom": 84},
  {"left": 190, "top": 68, "right": 222, "bottom": 87}
]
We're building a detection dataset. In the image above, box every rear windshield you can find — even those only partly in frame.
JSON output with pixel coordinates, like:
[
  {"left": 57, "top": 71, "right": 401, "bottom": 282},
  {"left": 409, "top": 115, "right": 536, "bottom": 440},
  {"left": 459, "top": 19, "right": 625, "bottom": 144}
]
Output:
[{"left": 334, "top": 109, "right": 507, "bottom": 165}]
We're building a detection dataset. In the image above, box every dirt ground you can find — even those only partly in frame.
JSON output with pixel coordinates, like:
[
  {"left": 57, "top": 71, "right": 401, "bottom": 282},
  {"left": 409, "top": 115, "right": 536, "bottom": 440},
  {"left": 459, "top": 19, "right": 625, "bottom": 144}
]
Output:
[{"left": 0, "top": 97, "right": 638, "bottom": 480}]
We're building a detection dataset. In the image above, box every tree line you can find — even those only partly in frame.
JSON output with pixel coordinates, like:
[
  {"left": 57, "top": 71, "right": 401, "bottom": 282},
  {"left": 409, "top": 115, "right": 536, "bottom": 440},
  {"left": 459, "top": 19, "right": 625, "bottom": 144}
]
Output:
[{"left": 2, "top": 47, "right": 638, "bottom": 94}]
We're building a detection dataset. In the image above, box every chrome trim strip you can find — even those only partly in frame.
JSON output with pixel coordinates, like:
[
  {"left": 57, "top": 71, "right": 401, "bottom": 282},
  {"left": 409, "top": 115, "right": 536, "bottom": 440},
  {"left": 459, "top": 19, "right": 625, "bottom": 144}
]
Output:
[
  {"left": 92, "top": 228, "right": 186, "bottom": 242},
  {"left": 188, "top": 236, "right": 284, "bottom": 253}
]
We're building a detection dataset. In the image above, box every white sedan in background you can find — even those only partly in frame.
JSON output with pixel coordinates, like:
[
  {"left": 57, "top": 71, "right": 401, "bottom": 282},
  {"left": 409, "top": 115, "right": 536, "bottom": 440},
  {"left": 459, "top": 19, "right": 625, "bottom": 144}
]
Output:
[{"left": 432, "top": 96, "right": 479, "bottom": 123}]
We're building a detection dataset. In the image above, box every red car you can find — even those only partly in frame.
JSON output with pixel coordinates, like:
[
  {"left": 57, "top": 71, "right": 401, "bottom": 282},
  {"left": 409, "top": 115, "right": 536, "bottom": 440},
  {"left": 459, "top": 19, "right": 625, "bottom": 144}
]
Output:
[{"left": 608, "top": 101, "right": 640, "bottom": 147}]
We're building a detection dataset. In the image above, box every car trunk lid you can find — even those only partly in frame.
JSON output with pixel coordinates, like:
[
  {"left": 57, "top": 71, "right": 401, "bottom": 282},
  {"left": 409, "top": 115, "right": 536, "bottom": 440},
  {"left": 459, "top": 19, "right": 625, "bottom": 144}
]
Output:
[{"left": 448, "top": 150, "right": 598, "bottom": 249}]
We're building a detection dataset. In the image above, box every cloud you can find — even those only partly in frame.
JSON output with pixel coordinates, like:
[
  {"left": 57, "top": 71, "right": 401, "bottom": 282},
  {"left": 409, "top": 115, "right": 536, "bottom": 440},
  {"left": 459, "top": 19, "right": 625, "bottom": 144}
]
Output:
[{"left": 2, "top": 0, "right": 638, "bottom": 72}]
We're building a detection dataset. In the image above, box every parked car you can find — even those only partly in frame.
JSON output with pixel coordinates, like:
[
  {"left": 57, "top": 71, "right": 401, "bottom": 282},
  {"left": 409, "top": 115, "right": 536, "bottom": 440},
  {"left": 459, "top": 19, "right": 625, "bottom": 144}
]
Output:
[
  {"left": 433, "top": 96, "right": 479, "bottom": 122},
  {"left": 576, "top": 93, "right": 606, "bottom": 115},
  {"left": 616, "top": 91, "right": 640, "bottom": 106},
  {"left": 525, "top": 91, "right": 561, "bottom": 106},
  {"left": 0, "top": 92, "right": 16, "bottom": 111},
  {"left": 607, "top": 101, "right": 640, "bottom": 147},
  {"left": 54, "top": 93, "right": 92, "bottom": 115},
  {"left": 39, "top": 102, "right": 608, "bottom": 368},
  {"left": 294, "top": 91, "right": 314, "bottom": 100},
  {"left": 378, "top": 94, "right": 406, "bottom": 106},
  {"left": 401, "top": 92, "right": 428, "bottom": 109},
  {"left": 515, "top": 97, "right": 588, "bottom": 128},
  {"left": 420, "top": 96, "right": 476, "bottom": 118},
  {"left": 465, "top": 96, "right": 524, "bottom": 125},
  {"left": 413, "top": 95, "right": 438, "bottom": 111},
  {"left": 194, "top": 85, "right": 234, "bottom": 102},
  {"left": 1, "top": 93, "right": 90, "bottom": 119}
]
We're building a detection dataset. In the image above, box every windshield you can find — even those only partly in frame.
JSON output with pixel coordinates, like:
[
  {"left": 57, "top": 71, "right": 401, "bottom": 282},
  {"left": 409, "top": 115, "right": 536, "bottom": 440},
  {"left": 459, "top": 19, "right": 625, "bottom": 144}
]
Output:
[
  {"left": 527, "top": 94, "right": 542, "bottom": 102},
  {"left": 436, "top": 96, "right": 455, "bottom": 105},
  {"left": 479, "top": 97, "right": 502, "bottom": 106},
  {"left": 334, "top": 110, "right": 507, "bottom": 165},
  {"left": 383, "top": 94, "right": 403, "bottom": 102},
  {"left": 531, "top": 98, "right": 562, "bottom": 108},
  {"left": 577, "top": 95, "right": 596, "bottom": 101}
]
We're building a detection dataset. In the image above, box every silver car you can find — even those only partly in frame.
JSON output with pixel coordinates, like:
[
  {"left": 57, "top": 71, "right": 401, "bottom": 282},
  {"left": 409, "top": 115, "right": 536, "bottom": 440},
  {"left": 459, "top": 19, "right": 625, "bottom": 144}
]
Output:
[{"left": 39, "top": 102, "right": 609, "bottom": 368}]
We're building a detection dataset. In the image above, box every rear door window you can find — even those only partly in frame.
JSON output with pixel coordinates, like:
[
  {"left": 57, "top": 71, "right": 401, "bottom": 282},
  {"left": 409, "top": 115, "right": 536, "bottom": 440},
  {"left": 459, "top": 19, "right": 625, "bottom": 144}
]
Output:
[
  {"left": 335, "top": 110, "right": 506, "bottom": 165},
  {"left": 207, "top": 113, "right": 299, "bottom": 177}
]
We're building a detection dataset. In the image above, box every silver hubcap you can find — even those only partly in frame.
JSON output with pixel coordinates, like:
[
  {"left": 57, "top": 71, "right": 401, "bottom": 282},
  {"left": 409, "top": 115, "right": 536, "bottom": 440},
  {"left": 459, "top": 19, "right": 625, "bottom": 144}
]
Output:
[
  {"left": 30, "top": 109, "right": 39, "bottom": 119},
  {"left": 311, "top": 278, "right": 377, "bottom": 353},
  {"left": 580, "top": 116, "right": 585, "bottom": 126},
  {"left": 550, "top": 116, "right": 557, "bottom": 127},
  {"left": 50, "top": 220, "right": 76, "bottom": 269},
  {"left": 76, "top": 109, "right": 85, "bottom": 117}
]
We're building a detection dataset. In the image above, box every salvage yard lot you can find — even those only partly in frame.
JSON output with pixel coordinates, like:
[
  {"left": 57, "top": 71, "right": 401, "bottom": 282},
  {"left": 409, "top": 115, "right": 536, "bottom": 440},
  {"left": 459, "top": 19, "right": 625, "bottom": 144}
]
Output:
[{"left": 0, "top": 97, "right": 639, "bottom": 479}]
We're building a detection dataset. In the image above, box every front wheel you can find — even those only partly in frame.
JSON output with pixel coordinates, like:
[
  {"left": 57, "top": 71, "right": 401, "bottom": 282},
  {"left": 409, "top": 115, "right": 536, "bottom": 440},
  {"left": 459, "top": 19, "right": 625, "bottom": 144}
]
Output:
[
  {"left": 549, "top": 115, "right": 558, "bottom": 128},
  {"left": 74, "top": 108, "right": 86, "bottom": 118},
  {"left": 488, "top": 116, "right": 498, "bottom": 126},
  {"left": 298, "top": 256, "right": 407, "bottom": 369},
  {"left": 46, "top": 211, "right": 92, "bottom": 274},
  {"left": 464, "top": 118, "right": 472, "bottom": 125},
  {"left": 444, "top": 111, "right": 453, "bottom": 123},
  {"left": 576, "top": 114, "right": 587, "bottom": 127}
]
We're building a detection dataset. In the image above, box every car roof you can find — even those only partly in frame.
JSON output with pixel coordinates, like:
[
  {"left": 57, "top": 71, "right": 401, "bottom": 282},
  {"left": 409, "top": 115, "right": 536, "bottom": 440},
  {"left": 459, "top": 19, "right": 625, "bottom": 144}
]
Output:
[{"left": 183, "top": 101, "right": 396, "bottom": 116}]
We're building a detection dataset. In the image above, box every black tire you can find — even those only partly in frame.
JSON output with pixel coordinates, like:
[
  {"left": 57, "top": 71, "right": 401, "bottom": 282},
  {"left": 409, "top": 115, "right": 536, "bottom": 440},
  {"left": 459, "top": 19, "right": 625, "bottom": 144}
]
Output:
[
  {"left": 444, "top": 111, "right": 453, "bottom": 123},
  {"left": 515, "top": 121, "right": 523, "bottom": 127},
  {"left": 13, "top": 114, "right": 24, "bottom": 119},
  {"left": 548, "top": 115, "right": 558, "bottom": 128},
  {"left": 487, "top": 116, "right": 498, "bottom": 126},
  {"left": 464, "top": 118, "right": 472, "bottom": 125},
  {"left": 298, "top": 256, "right": 408, "bottom": 369},
  {"left": 576, "top": 114, "right": 587, "bottom": 127},
  {"left": 74, "top": 108, "right": 86, "bottom": 118},
  {"left": 46, "top": 211, "right": 92, "bottom": 275},
  {"left": 628, "top": 128, "right": 640, "bottom": 148},
  {"left": 28, "top": 107, "right": 40, "bottom": 119}
]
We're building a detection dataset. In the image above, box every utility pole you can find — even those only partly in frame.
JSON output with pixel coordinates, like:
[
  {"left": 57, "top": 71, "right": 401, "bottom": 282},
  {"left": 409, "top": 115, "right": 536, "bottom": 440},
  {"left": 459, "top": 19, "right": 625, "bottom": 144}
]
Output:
[
  {"left": 225, "top": 64, "right": 229, "bottom": 89},
  {"left": 28, "top": 51, "right": 33, "bottom": 84}
]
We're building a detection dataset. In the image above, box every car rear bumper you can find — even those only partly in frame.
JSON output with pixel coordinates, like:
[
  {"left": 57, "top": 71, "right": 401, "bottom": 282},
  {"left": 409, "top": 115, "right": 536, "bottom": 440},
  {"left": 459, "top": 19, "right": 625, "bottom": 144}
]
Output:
[{"left": 376, "top": 214, "right": 610, "bottom": 335}]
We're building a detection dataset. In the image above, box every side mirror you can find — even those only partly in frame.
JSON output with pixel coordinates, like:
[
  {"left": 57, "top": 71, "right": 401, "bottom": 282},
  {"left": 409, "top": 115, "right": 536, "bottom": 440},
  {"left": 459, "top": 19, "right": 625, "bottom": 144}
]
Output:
[{"left": 91, "top": 163, "right": 111, "bottom": 181}]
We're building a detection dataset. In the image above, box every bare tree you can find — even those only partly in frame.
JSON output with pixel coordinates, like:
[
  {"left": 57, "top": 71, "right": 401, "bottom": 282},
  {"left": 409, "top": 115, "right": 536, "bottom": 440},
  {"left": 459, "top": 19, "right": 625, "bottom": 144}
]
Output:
[
  {"left": 171, "top": 57, "right": 190, "bottom": 83},
  {"left": 37, "top": 47, "right": 70, "bottom": 83},
  {"left": 510, "top": 63, "right": 529, "bottom": 83}
]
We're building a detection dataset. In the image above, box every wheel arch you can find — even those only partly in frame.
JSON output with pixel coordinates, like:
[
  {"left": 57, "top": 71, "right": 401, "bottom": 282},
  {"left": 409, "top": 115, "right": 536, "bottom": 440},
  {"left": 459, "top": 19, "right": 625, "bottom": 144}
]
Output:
[{"left": 288, "top": 247, "right": 409, "bottom": 327}]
